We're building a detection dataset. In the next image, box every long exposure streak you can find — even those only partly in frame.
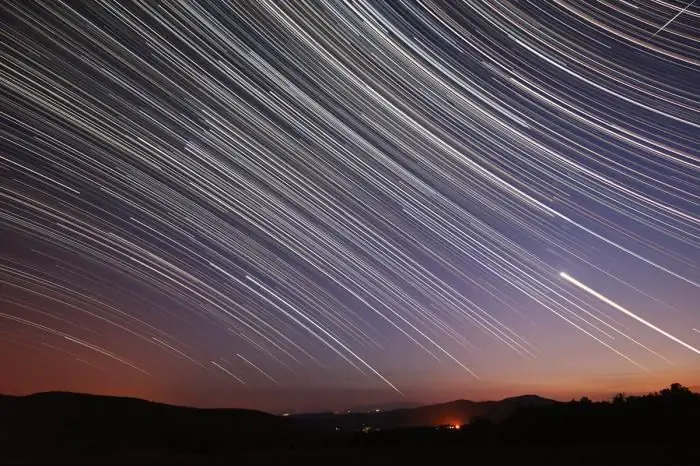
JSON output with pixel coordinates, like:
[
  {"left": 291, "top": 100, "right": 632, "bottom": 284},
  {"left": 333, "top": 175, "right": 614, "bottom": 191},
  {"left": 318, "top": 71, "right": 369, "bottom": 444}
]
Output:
[{"left": 560, "top": 273, "right": 700, "bottom": 356}]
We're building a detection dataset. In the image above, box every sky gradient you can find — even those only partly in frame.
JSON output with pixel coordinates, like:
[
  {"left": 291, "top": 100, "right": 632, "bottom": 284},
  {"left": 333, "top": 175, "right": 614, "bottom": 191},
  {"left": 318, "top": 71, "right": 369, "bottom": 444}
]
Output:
[{"left": 1, "top": 1, "right": 699, "bottom": 413}]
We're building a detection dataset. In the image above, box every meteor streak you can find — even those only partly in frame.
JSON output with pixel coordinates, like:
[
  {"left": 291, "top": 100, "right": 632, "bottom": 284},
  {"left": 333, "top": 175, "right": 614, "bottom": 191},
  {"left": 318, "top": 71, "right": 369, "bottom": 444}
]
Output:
[
  {"left": 560, "top": 273, "right": 700, "bottom": 356},
  {"left": 653, "top": 0, "right": 696, "bottom": 36}
]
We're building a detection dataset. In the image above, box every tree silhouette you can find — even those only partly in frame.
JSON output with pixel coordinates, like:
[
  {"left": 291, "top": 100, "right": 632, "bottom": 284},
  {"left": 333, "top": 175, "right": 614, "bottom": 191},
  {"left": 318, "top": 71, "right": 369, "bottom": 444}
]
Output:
[{"left": 661, "top": 383, "right": 692, "bottom": 398}]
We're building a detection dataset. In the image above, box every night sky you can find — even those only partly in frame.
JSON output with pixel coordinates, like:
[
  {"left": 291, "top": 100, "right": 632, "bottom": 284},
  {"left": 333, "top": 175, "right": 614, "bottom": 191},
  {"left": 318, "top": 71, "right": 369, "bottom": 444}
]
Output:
[{"left": 1, "top": 1, "right": 699, "bottom": 413}]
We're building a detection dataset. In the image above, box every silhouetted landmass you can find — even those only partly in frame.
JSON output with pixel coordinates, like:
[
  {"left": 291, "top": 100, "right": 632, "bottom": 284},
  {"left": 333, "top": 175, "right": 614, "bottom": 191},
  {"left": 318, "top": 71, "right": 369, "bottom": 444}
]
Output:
[
  {"left": 0, "top": 391, "right": 302, "bottom": 455},
  {"left": 2, "top": 384, "right": 699, "bottom": 465},
  {"left": 293, "top": 393, "right": 555, "bottom": 430}
]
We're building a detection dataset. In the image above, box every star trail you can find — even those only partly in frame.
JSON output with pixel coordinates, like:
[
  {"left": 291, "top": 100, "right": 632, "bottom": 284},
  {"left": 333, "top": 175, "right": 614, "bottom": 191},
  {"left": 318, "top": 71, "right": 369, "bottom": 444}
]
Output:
[{"left": 1, "top": 1, "right": 699, "bottom": 411}]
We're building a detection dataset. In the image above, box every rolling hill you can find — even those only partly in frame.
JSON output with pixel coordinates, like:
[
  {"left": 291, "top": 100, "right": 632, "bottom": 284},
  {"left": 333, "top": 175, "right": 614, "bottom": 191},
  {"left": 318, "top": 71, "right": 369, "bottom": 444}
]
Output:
[
  {"left": 0, "top": 391, "right": 556, "bottom": 454},
  {"left": 0, "top": 391, "right": 296, "bottom": 454},
  {"left": 295, "top": 394, "right": 556, "bottom": 430}
]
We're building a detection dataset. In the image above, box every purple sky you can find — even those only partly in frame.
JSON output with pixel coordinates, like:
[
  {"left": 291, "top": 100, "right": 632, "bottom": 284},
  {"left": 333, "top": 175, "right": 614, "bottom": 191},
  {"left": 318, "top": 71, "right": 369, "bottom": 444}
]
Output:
[{"left": 1, "top": 1, "right": 699, "bottom": 412}]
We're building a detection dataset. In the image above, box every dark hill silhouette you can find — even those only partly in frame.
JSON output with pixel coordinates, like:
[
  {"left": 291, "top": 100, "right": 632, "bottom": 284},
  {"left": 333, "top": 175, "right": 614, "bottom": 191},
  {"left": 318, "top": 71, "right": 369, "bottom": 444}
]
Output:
[
  {"left": 0, "top": 391, "right": 555, "bottom": 443},
  {"left": 294, "top": 394, "right": 555, "bottom": 430},
  {"left": 0, "top": 390, "right": 554, "bottom": 454},
  {"left": 0, "top": 391, "right": 298, "bottom": 455},
  {"left": 494, "top": 383, "right": 700, "bottom": 446},
  {"left": 2, "top": 384, "right": 699, "bottom": 464}
]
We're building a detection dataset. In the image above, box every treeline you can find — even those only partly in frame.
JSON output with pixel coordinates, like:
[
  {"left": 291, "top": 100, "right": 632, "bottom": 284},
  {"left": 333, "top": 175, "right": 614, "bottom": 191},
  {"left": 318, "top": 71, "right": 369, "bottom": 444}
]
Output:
[
  {"left": 494, "top": 382, "right": 699, "bottom": 445},
  {"left": 1, "top": 384, "right": 697, "bottom": 457},
  {"left": 345, "top": 383, "right": 699, "bottom": 449}
]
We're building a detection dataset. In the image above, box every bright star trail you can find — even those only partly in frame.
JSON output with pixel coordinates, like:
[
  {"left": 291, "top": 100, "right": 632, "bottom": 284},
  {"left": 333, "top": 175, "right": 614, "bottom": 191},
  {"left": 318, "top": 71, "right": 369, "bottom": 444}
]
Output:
[
  {"left": 560, "top": 272, "right": 700, "bottom": 355},
  {"left": 1, "top": 2, "right": 699, "bottom": 411}
]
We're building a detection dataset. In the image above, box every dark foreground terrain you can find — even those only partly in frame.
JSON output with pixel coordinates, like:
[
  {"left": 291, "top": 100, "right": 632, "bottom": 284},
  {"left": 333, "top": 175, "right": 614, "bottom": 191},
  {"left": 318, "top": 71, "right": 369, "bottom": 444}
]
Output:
[
  {"left": 2, "top": 384, "right": 699, "bottom": 465},
  {"left": 4, "top": 445, "right": 700, "bottom": 466}
]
